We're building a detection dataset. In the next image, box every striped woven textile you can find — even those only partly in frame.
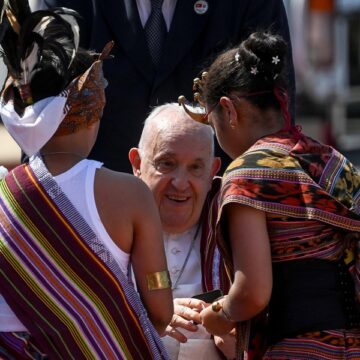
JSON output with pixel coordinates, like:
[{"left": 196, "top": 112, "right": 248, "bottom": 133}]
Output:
[
  {"left": 217, "top": 131, "right": 360, "bottom": 359},
  {"left": 200, "top": 177, "right": 230, "bottom": 294},
  {"left": 263, "top": 329, "right": 360, "bottom": 360},
  {"left": 0, "top": 157, "right": 169, "bottom": 359},
  {"left": 0, "top": 332, "right": 46, "bottom": 359},
  {"left": 219, "top": 131, "right": 360, "bottom": 290}
]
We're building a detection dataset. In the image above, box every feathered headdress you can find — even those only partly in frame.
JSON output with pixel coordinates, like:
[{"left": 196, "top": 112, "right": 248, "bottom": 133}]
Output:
[
  {"left": 0, "top": 0, "right": 112, "bottom": 156},
  {"left": 0, "top": 0, "right": 80, "bottom": 108}
]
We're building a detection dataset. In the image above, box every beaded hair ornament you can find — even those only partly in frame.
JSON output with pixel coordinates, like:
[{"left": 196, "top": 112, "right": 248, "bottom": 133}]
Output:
[
  {"left": 178, "top": 70, "right": 274, "bottom": 126},
  {"left": 233, "top": 47, "right": 296, "bottom": 133}
]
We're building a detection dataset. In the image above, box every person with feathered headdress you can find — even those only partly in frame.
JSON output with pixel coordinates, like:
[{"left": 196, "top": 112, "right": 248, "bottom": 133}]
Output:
[{"left": 0, "top": 1, "right": 173, "bottom": 358}]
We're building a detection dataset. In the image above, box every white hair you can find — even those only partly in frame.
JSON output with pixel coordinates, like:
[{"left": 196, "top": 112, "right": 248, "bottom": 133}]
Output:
[{"left": 138, "top": 103, "right": 215, "bottom": 157}]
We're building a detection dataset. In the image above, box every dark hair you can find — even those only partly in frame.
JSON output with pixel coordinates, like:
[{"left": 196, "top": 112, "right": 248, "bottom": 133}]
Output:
[
  {"left": 1, "top": 7, "right": 97, "bottom": 111},
  {"left": 10, "top": 46, "right": 96, "bottom": 114},
  {"left": 203, "top": 31, "right": 288, "bottom": 111},
  {"left": 29, "top": 47, "right": 96, "bottom": 103}
]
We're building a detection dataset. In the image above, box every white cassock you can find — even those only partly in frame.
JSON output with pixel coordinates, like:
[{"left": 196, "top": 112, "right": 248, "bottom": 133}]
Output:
[{"left": 162, "top": 226, "right": 223, "bottom": 360}]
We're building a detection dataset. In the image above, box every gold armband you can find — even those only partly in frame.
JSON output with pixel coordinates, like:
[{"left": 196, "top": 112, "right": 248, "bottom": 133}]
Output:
[{"left": 146, "top": 270, "right": 172, "bottom": 291}]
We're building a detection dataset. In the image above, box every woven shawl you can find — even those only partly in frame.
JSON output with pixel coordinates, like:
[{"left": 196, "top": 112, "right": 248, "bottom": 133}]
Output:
[
  {"left": 218, "top": 132, "right": 360, "bottom": 272},
  {"left": 0, "top": 157, "right": 169, "bottom": 360},
  {"left": 200, "top": 177, "right": 230, "bottom": 294},
  {"left": 217, "top": 131, "right": 360, "bottom": 359}
]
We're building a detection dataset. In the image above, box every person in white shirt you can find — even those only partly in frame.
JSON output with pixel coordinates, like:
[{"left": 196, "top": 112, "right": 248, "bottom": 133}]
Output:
[
  {"left": 129, "top": 103, "right": 235, "bottom": 359},
  {"left": 0, "top": 3, "right": 172, "bottom": 357}
]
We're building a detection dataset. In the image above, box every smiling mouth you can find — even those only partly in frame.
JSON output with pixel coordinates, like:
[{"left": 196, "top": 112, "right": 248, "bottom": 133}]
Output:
[{"left": 167, "top": 195, "right": 190, "bottom": 202}]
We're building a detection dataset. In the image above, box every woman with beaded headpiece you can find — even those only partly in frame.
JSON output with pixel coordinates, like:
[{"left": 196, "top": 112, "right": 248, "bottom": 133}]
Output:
[
  {"left": 180, "top": 31, "right": 360, "bottom": 359},
  {"left": 0, "top": 1, "right": 173, "bottom": 358}
]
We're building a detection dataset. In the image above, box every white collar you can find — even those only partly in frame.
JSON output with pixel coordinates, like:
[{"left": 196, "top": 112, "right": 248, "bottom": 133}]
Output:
[{"left": 163, "top": 224, "right": 200, "bottom": 241}]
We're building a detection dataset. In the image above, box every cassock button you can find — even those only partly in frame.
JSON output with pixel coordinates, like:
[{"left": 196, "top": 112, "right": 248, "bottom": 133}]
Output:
[
  {"left": 171, "top": 247, "right": 181, "bottom": 255},
  {"left": 171, "top": 266, "right": 180, "bottom": 275}
]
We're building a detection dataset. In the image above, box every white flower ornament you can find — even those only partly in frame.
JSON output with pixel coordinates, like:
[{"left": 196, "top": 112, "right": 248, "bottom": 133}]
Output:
[
  {"left": 250, "top": 66, "right": 258, "bottom": 75},
  {"left": 272, "top": 56, "right": 280, "bottom": 65},
  {"left": 0, "top": 166, "right": 8, "bottom": 180}
]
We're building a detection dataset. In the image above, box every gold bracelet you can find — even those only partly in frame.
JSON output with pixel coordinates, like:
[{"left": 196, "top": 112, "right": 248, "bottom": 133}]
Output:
[
  {"left": 221, "top": 301, "right": 234, "bottom": 322},
  {"left": 211, "top": 301, "right": 222, "bottom": 312},
  {"left": 211, "top": 300, "right": 235, "bottom": 322},
  {"left": 146, "top": 270, "right": 172, "bottom": 291}
]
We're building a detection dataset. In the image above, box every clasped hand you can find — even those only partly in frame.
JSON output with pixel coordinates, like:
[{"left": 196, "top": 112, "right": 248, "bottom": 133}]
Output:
[
  {"left": 164, "top": 297, "right": 237, "bottom": 359},
  {"left": 163, "top": 297, "right": 205, "bottom": 342}
]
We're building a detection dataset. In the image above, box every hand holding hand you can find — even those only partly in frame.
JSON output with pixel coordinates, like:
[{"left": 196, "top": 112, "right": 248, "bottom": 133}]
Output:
[{"left": 164, "top": 297, "right": 206, "bottom": 342}]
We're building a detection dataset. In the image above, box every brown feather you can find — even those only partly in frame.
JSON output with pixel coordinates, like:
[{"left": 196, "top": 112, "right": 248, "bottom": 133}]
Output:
[{"left": 5, "top": 7, "right": 20, "bottom": 33}]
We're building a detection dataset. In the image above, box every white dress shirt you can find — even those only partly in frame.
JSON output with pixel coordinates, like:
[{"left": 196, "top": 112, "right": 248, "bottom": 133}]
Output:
[
  {"left": 162, "top": 226, "right": 222, "bottom": 360},
  {"left": 164, "top": 226, "right": 202, "bottom": 299}
]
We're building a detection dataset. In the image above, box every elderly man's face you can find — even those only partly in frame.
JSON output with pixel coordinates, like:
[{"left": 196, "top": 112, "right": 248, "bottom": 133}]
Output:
[{"left": 133, "top": 126, "right": 220, "bottom": 234}]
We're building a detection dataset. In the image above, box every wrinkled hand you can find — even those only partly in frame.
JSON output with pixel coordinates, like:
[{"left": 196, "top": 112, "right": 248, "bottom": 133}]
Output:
[
  {"left": 214, "top": 327, "right": 236, "bottom": 360},
  {"left": 164, "top": 298, "right": 206, "bottom": 342},
  {"left": 199, "top": 301, "right": 235, "bottom": 336}
]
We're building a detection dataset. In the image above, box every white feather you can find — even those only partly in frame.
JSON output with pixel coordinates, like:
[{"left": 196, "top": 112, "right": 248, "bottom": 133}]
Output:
[
  {"left": 57, "top": 13, "right": 80, "bottom": 65},
  {"left": 32, "top": 15, "right": 53, "bottom": 36},
  {"left": 20, "top": 42, "right": 39, "bottom": 84}
]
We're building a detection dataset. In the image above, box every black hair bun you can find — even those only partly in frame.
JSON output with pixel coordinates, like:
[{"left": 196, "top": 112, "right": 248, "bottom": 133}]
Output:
[{"left": 237, "top": 31, "right": 287, "bottom": 83}]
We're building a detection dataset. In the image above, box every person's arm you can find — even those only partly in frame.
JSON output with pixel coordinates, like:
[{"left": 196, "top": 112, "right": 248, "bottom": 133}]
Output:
[
  {"left": 200, "top": 204, "right": 272, "bottom": 335},
  {"left": 95, "top": 170, "right": 173, "bottom": 335},
  {"left": 129, "top": 178, "right": 174, "bottom": 335}
]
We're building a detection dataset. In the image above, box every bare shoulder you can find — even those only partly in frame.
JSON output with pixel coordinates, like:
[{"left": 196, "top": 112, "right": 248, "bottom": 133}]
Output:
[
  {"left": 95, "top": 167, "right": 154, "bottom": 213},
  {"left": 94, "top": 167, "right": 157, "bottom": 252}
]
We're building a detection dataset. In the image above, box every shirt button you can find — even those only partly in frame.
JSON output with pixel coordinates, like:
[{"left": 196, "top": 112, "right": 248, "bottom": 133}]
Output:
[
  {"left": 171, "top": 266, "right": 180, "bottom": 275},
  {"left": 171, "top": 247, "right": 181, "bottom": 255}
]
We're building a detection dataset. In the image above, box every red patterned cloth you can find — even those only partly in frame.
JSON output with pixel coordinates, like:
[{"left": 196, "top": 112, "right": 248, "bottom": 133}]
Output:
[
  {"left": 201, "top": 177, "right": 230, "bottom": 294},
  {"left": 217, "top": 131, "right": 360, "bottom": 359}
]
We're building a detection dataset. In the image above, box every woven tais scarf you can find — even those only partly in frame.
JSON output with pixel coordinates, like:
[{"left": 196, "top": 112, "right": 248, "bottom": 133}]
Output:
[{"left": 0, "top": 157, "right": 168, "bottom": 359}]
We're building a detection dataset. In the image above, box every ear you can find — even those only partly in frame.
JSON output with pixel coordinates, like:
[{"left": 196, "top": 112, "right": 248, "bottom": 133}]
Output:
[
  {"left": 211, "top": 157, "right": 222, "bottom": 177},
  {"left": 128, "top": 148, "right": 142, "bottom": 177},
  {"left": 219, "top": 96, "right": 238, "bottom": 128}
]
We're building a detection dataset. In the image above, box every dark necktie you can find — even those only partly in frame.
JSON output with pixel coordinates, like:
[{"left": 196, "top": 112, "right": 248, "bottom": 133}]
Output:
[{"left": 144, "top": 0, "right": 167, "bottom": 67}]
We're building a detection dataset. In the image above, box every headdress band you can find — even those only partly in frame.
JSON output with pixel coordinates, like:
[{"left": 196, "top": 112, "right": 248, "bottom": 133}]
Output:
[{"left": 0, "top": 42, "right": 114, "bottom": 155}]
